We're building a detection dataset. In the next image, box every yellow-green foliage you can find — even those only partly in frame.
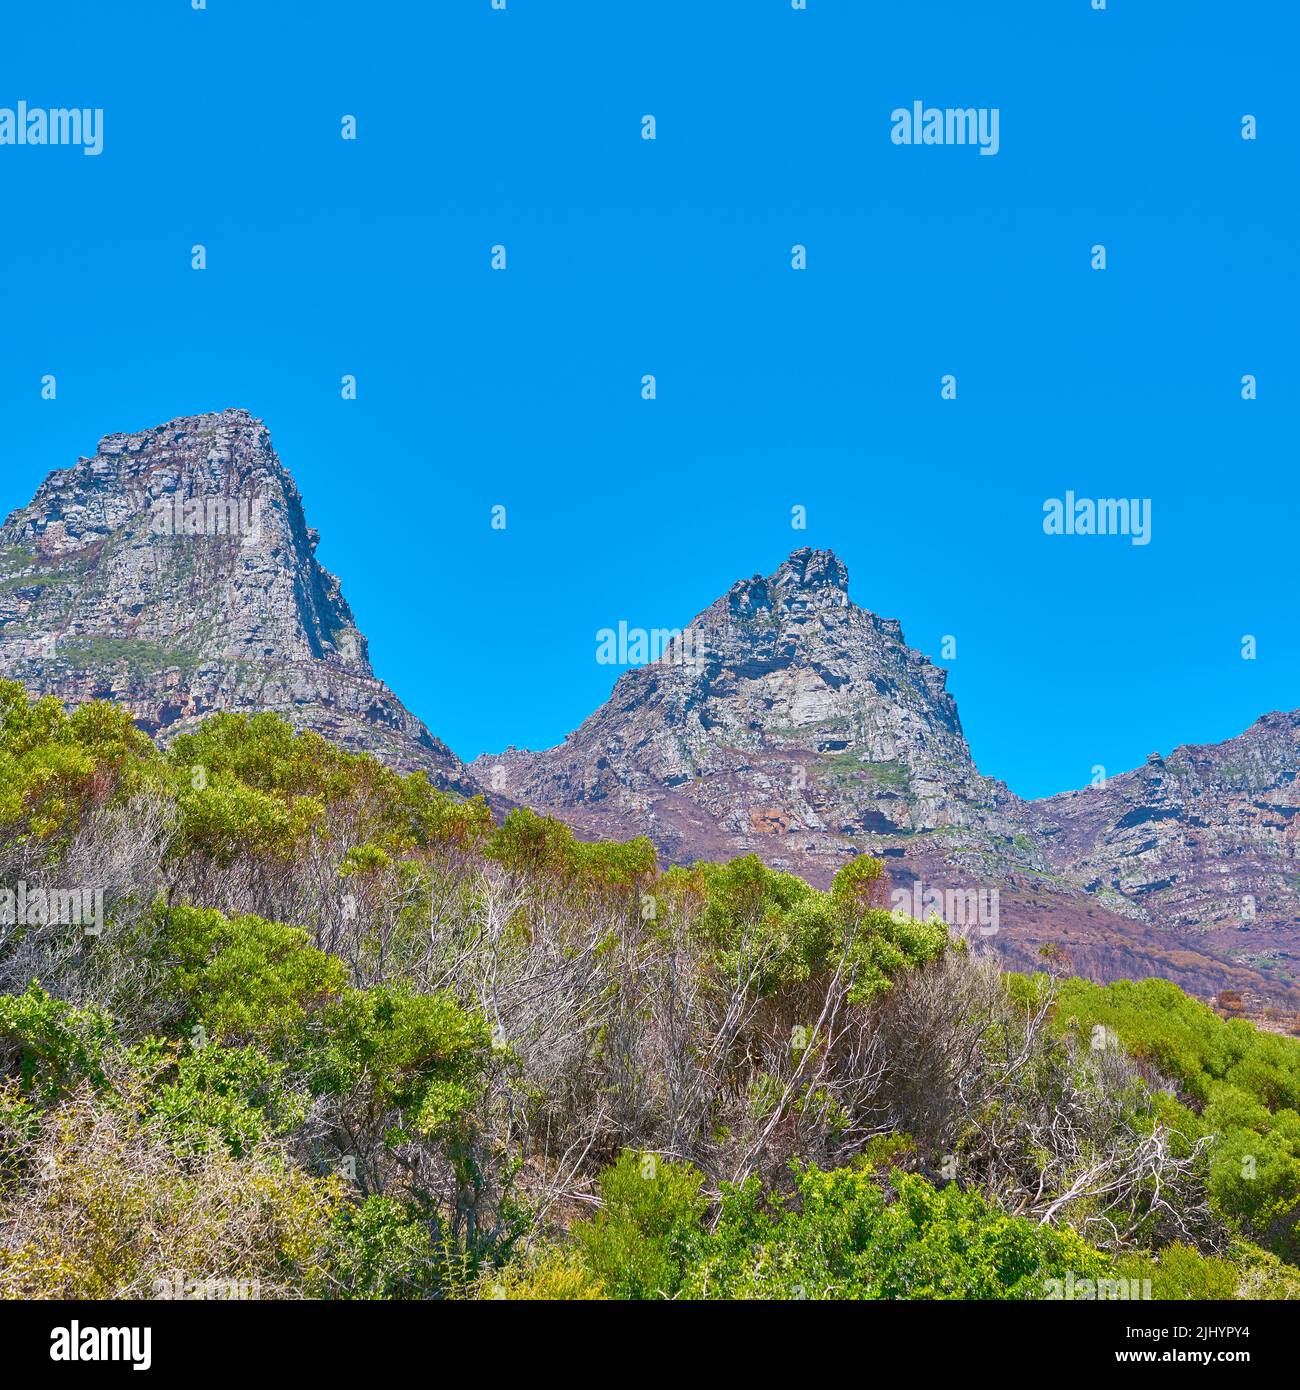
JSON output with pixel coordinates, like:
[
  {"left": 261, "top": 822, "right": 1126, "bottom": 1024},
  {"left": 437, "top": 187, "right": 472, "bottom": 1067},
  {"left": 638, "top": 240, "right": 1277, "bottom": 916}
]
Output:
[
  {"left": 1113, "top": 1239, "right": 1300, "bottom": 1300},
  {"left": 664, "top": 853, "right": 947, "bottom": 1003},
  {"left": 573, "top": 1150, "right": 707, "bottom": 1300},
  {"left": 169, "top": 711, "right": 494, "bottom": 863},
  {"left": 485, "top": 806, "right": 657, "bottom": 890},
  {"left": 0, "top": 1085, "right": 342, "bottom": 1300},
  {"left": 0, "top": 679, "right": 157, "bottom": 844},
  {"left": 158, "top": 904, "right": 348, "bottom": 1048},
  {"left": 307, "top": 985, "right": 492, "bottom": 1145},
  {"left": 1115, "top": 1242, "right": 1240, "bottom": 1300},
  {"left": 480, "top": 1250, "right": 607, "bottom": 1301}
]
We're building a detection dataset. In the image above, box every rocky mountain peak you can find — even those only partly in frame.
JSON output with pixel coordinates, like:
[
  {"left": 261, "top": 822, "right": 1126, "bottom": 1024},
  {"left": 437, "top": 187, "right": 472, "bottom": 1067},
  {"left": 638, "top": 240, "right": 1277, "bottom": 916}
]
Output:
[
  {"left": 472, "top": 551, "right": 1300, "bottom": 1004},
  {"left": 711, "top": 549, "right": 916, "bottom": 674},
  {"left": 475, "top": 547, "right": 1022, "bottom": 874},
  {"left": 773, "top": 545, "right": 851, "bottom": 595},
  {"left": 725, "top": 547, "right": 851, "bottom": 618},
  {"left": 0, "top": 411, "right": 468, "bottom": 787}
]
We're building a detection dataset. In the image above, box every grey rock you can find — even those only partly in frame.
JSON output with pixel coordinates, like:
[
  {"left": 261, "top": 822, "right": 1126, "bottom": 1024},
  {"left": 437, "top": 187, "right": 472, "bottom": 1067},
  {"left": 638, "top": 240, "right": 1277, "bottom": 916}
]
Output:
[{"left": 0, "top": 409, "right": 471, "bottom": 791}]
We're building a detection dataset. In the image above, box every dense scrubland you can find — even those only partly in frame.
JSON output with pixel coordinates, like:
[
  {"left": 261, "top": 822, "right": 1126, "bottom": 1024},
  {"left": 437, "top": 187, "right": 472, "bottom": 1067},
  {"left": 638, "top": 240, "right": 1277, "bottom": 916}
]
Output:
[{"left": 0, "top": 679, "right": 1298, "bottom": 1300}]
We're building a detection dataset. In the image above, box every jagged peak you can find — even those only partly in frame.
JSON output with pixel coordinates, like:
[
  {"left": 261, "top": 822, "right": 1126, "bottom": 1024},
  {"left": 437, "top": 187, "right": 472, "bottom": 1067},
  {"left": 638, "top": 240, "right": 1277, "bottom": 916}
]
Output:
[
  {"left": 95, "top": 407, "right": 264, "bottom": 456},
  {"left": 80, "top": 410, "right": 284, "bottom": 494},
  {"left": 771, "top": 547, "right": 850, "bottom": 594},
  {"left": 1150, "top": 710, "right": 1300, "bottom": 770},
  {"left": 0, "top": 408, "right": 467, "bottom": 784},
  {"left": 4, "top": 410, "right": 303, "bottom": 554},
  {"left": 722, "top": 547, "right": 853, "bottom": 622},
  {"left": 1246, "top": 709, "right": 1300, "bottom": 735},
  {"left": 705, "top": 549, "right": 932, "bottom": 663}
]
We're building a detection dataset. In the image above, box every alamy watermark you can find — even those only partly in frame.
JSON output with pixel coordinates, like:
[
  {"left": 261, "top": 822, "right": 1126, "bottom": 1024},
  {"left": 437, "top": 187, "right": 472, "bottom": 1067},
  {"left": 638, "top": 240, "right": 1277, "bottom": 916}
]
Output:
[
  {"left": 0, "top": 102, "right": 103, "bottom": 156},
  {"left": 596, "top": 622, "right": 705, "bottom": 668},
  {"left": 1042, "top": 1271, "right": 1152, "bottom": 1301},
  {"left": 891, "top": 880, "right": 1000, "bottom": 936},
  {"left": 0, "top": 882, "right": 103, "bottom": 933},
  {"left": 152, "top": 1271, "right": 260, "bottom": 1301},
  {"left": 150, "top": 492, "right": 264, "bottom": 540},
  {"left": 891, "top": 101, "right": 1000, "bottom": 156},
  {"left": 1043, "top": 492, "right": 1151, "bottom": 546},
  {"left": 49, "top": 1323, "right": 150, "bottom": 1370}
]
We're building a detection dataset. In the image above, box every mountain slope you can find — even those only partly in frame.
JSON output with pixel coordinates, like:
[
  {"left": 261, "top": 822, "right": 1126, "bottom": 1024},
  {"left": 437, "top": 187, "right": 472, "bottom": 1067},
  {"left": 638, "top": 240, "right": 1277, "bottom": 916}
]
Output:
[
  {"left": 477, "top": 547, "right": 1030, "bottom": 870},
  {"left": 1, "top": 421, "right": 1293, "bottom": 1001},
  {"left": 474, "top": 548, "right": 1300, "bottom": 1000},
  {"left": 0, "top": 409, "right": 469, "bottom": 788},
  {"left": 1031, "top": 713, "right": 1300, "bottom": 981}
]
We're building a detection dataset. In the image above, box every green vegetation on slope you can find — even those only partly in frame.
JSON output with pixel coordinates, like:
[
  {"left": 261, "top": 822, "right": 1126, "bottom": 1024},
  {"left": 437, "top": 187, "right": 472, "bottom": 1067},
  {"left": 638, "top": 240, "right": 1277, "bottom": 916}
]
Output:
[{"left": 0, "top": 680, "right": 1297, "bottom": 1300}]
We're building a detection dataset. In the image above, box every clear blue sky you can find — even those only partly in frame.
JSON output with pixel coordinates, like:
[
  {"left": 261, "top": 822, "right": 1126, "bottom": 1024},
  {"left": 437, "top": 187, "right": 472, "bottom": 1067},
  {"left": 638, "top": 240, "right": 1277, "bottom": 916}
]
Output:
[{"left": 1, "top": 1, "right": 1295, "bottom": 798}]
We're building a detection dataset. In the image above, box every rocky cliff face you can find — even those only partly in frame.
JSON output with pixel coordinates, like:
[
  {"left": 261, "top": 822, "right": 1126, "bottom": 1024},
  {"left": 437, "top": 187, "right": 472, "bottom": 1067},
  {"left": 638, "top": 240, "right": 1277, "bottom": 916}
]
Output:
[
  {"left": 0, "top": 409, "right": 468, "bottom": 788},
  {"left": 1031, "top": 713, "right": 1300, "bottom": 979},
  {"left": 475, "top": 547, "right": 1033, "bottom": 874},
  {"left": 474, "top": 548, "right": 1300, "bottom": 1001}
]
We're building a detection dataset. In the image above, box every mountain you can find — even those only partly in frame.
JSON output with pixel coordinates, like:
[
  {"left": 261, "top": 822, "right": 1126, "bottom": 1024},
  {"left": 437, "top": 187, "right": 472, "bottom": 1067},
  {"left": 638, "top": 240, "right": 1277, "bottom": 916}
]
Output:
[
  {"left": 475, "top": 547, "right": 1029, "bottom": 870},
  {"left": 1031, "top": 713, "right": 1300, "bottom": 975},
  {"left": 474, "top": 547, "right": 1300, "bottom": 1000},
  {"left": 1, "top": 416, "right": 1294, "bottom": 1000},
  {"left": 0, "top": 409, "right": 469, "bottom": 789}
]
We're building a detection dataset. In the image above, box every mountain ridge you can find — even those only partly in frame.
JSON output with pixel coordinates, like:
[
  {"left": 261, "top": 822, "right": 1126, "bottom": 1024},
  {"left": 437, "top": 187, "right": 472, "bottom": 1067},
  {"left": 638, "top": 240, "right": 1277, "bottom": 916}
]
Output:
[
  {"left": 473, "top": 544, "right": 1299, "bottom": 998},
  {"left": 1, "top": 412, "right": 1295, "bottom": 999}
]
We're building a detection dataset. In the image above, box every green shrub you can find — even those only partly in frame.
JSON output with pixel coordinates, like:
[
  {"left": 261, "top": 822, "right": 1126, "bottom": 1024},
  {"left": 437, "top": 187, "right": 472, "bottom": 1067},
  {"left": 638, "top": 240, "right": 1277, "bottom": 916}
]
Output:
[
  {"left": 148, "top": 1042, "right": 305, "bottom": 1158},
  {"left": 573, "top": 1150, "right": 707, "bottom": 1300},
  {"left": 1046, "top": 975, "right": 1300, "bottom": 1260},
  {"left": 0, "top": 680, "right": 156, "bottom": 844},
  {"left": 307, "top": 985, "right": 491, "bottom": 1146},
  {"left": 680, "top": 1165, "right": 1112, "bottom": 1301},
  {"left": 1115, "top": 1243, "right": 1239, "bottom": 1300},
  {"left": 0, "top": 984, "right": 115, "bottom": 1102},
  {"left": 157, "top": 905, "right": 347, "bottom": 1049},
  {"left": 480, "top": 1249, "right": 606, "bottom": 1301},
  {"left": 325, "top": 1195, "right": 444, "bottom": 1299},
  {"left": 666, "top": 853, "right": 946, "bottom": 1004}
]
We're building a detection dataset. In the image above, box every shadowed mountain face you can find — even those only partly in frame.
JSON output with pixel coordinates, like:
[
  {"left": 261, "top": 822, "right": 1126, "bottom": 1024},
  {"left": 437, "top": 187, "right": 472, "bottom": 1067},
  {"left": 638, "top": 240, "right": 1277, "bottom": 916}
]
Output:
[
  {"left": 0, "top": 409, "right": 468, "bottom": 789},
  {"left": 1, "top": 415, "right": 1295, "bottom": 999}
]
